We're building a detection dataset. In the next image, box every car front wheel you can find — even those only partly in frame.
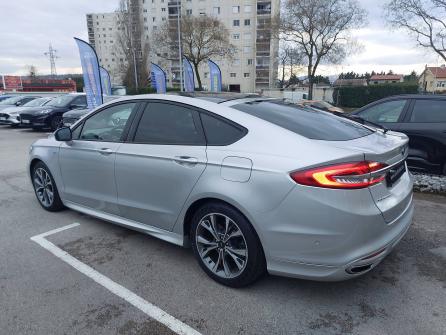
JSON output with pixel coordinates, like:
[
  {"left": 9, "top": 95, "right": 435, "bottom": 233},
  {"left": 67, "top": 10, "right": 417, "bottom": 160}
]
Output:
[
  {"left": 190, "top": 202, "right": 266, "bottom": 287},
  {"left": 32, "top": 162, "right": 64, "bottom": 212}
]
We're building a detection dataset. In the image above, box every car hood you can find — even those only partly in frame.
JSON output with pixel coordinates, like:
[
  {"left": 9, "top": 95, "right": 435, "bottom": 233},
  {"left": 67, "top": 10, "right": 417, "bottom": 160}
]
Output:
[
  {"left": 63, "top": 108, "right": 90, "bottom": 118},
  {"left": 0, "top": 105, "right": 17, "bottom": 111},
  {"left": 19, "top": 106, "right": 66, "bottom": 115},
  {"left": 1, "top": 106, "right": 33, "bottom": 115}
]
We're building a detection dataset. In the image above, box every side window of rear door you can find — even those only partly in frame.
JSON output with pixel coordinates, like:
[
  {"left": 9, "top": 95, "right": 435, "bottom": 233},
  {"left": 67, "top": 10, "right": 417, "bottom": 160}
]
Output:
[
  {"left": 358, "top": 100, "right": 408, "bottom": 124},
  {"left": 133, "top": 102, "right": 205, "bottom": 145},
  {"left": 409, "top": 100, "right": 446, "bottom": 123}
]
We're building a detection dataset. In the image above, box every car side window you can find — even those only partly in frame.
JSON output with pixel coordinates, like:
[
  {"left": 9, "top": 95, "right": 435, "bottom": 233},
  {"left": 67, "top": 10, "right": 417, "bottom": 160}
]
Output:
[
  {"left": 359, "top": 100, "right": 407, "bottom": 123},
  {"left": 72, "top": 96, "right": 87, "bottom": 108},
  {"left": 410, "top": 100, "right": 446, "bottom": 123},
  {"left": 200, "top": 113, "right": 247, "bottom": 145},
  {"left": 79, "top": 103, "right": 137, "bottom": 142},
  {"left": 134, "top": 102, "right": 204, "bottom": 145}
]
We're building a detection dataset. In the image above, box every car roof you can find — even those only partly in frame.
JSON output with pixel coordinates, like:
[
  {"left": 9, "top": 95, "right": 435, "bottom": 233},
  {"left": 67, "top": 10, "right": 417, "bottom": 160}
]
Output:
[
  {"left": 171, "top": 92, "right": 262, "bottom": 104},
  {"left": 374, "top": 94, "right": 446, "bottom": 100}
]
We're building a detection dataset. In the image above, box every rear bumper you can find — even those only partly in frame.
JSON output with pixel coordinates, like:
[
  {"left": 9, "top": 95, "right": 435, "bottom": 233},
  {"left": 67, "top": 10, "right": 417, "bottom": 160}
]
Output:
[{"left": 255, "top": 183, "right": 414, "bottom": 281}]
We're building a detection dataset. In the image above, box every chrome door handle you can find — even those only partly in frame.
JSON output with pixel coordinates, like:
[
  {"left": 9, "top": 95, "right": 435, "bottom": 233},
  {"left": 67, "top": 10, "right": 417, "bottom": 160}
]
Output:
[
  {"left": 97, "top": 148, "right": 113, "bottom": 155},
  {"left": 173, "top": 156, "right": 198, "bottom": 165}
]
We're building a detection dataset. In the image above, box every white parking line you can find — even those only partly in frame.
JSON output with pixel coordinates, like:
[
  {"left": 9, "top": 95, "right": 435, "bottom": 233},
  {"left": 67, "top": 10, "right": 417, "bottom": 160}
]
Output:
[{"left": 30, "top": 223, "right": 202, "bottom": 335}]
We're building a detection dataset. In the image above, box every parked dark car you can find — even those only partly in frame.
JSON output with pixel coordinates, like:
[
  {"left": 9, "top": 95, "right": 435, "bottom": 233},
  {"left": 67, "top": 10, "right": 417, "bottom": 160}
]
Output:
[
  {"left": 62, "top": 95, "right": 120, "bottom": 127},
  {"left": 353, "top": 95, "right": 446, "bottom": 175},
  {"left": 20, "top": 94, "right": 87, "bottom": 131},
  {"left": 0, "top": 95, "right": 40, "bottom": 111}
]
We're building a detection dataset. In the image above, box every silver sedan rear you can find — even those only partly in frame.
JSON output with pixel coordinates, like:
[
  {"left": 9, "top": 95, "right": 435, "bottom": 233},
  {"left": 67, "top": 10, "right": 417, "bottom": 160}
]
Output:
[{"left": 28, "top": 94, "right": 413, "bottom": 287}]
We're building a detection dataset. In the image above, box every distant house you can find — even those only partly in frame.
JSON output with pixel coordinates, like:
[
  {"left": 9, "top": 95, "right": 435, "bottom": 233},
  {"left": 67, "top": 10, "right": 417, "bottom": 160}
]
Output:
[
  {"left": 333, "top": 78, "right": 368, "bottom": 87},
  {"left": 370, "top": 74, "right": 404, "bottom": 85},
  {"left": 419, "top": 65, "right": 446, "bottom": 93}
]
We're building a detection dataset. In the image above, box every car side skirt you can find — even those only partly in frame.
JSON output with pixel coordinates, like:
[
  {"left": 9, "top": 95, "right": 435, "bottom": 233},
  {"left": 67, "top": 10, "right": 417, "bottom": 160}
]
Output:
[{"left": 64, "top": 201, "right": 186, "bottom": 247}]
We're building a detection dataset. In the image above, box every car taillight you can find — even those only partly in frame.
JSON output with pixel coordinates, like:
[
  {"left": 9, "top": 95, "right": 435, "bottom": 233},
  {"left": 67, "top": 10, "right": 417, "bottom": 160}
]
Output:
[{"left": 290, "top": 161, "right": 388, "bottom": 189}]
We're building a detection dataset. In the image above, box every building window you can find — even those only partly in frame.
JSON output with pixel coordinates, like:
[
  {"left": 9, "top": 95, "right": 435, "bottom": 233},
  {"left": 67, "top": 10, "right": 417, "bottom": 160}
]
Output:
[
  {"left": 230, "top": 73, "right": 237, "bottom": 78},
  {"left": 204, "top": 72, "right": 209, "bottom": 78},
  {"left": 244, "top": 5, "right": 252, "bottom": 13},
  {"left": 232, "top": 6, "right": 240, "bottom": 13},
  {"left": 161, "top": 8, "right": 166, "bottom": 12},
  {"left": 247, "top": 59, "right": 253, "bottom": 65},
  {"left": 244, "top": 73, "right": 250, "bottom": 78},
  {"left": 244, "top": 46, "right": 252, "bottom": 53},
  {"left": 244, "top": 33, "right": 252, "bottom": 40},
  {"left": 233, "top": 33, "right": 240, "bottom": 39},
  {"left": 153, "top": 17, "right": 156, "bottom": 22},
  {"left": 244, "top": 19, "right": 251, "bottom": 26},
  {"left": 213, "top": 7, "right": 220, "bottom": 15},
  {"left": 186, "top": 9, "right": 192, "bottom": 15},
  {"left": 233, "top": 20, "right": 240, "bottom": 26}
]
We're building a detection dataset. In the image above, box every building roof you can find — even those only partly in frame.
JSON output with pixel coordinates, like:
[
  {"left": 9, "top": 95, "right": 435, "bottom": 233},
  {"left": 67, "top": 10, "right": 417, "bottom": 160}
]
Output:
[
  {"left": 426, "top": 66, "right": 446, "bottom": 78},
  {"left": 370, "top": 74, "right": 403, "bottom": 81}
]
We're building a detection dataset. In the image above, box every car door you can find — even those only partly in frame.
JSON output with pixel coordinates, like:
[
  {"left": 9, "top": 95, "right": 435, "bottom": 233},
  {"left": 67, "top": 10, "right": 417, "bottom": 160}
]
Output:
[
  {"left": 355, "top": 98, "right": 410, "bottom": 131},
  {"left": 59, "top": 102, "right": 139, "bottom": 214},
  {"left": 397, "top": 99, "right": 446, "bottom": 173},
  {"left": 115, "top": 101, "right": 207, "bottom": 231}
]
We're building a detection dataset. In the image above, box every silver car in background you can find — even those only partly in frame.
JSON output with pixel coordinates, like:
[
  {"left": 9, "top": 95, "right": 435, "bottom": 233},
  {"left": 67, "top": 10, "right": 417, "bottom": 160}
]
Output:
[{"left": 28, "top": 94, "right": 413, "bottom": 287}]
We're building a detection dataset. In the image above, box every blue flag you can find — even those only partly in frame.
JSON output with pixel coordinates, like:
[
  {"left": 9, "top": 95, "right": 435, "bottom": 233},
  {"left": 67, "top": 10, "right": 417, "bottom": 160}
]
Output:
[
  {"left": 151, "top": 63, "right": 167, "bottom": 94},
  {"left": 208, "top": 59, "right": 222, "bottom": 92},
  {"left": 183, "top": 56, "right": 195, "bottom": 92},
  {"left": 74, "top": 38, "right": 103, "bottom": 109},
  {"left": 100, "top": 66, "right": 112, "bottom": 96}
]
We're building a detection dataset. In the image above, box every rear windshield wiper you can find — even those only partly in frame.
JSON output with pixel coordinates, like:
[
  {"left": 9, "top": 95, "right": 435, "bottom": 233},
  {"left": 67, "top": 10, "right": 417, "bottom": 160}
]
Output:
[{"left": 333, "top": 112, "right": 389, "bottom": 134}]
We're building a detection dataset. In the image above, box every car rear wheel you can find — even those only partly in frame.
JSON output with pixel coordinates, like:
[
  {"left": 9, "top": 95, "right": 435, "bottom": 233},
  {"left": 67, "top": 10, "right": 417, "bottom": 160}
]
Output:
[
  {"left": 190, "top": 202, "right": 266, "bottom": 287},
  {"left": 32, "top": 162, "right": 64, "bottom": 212}
]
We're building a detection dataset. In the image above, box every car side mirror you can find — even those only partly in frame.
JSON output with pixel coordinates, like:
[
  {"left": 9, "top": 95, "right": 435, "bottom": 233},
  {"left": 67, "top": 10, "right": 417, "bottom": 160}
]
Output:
[
  {"left": 54, "top": 127, "right": 72, "bottom": 142},
  {"left": 15, "top": 101, "right": 22, "bottom": 106}
]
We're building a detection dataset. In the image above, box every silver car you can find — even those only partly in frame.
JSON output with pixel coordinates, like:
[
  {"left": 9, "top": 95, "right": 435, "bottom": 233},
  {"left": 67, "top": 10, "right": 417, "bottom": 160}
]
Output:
[{"left": 29, "top": 94, "right": 414, "bottom": 287}]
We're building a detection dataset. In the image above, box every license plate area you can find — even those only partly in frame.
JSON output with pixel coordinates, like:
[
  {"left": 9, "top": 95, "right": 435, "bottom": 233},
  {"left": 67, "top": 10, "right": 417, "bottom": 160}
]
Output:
[
  {"left": 22, "top": 120, "right": 30, "bottom": 124},
  {"left": 386, "top": 161, "right": 406, "bottom": 187}
]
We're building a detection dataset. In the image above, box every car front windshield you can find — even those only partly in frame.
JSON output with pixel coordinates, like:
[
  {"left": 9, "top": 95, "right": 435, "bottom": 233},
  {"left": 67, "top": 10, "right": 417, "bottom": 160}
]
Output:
[
  {"left": 23, "top": 98, "right": 51, "bottom": 107},
  {"left": 47, "top": 95, "right": 74, "bottom": 107},
  {"left": 0, "top": 96, "right": 25, "bottom": 105}
]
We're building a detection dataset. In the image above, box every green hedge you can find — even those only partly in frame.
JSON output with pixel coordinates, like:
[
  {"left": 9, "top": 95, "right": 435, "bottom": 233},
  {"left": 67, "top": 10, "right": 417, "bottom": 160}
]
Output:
[{"left": 333, "top": 84, "right": 419, "bottom": 108}]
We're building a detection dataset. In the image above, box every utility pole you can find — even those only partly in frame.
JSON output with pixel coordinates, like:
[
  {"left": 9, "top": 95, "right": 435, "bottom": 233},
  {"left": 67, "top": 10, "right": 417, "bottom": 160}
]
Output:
[
  {"left": 176, "top": 1, "right": 183, "bottom": 92},
  {"left": 44, "top": 43, "right": 58, "bottom": 77}
]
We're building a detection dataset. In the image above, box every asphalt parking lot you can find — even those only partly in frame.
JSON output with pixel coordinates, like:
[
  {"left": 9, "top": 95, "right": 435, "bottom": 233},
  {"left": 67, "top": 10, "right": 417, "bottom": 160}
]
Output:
[{"left": 1, "top": 126, "right": 445, "bottom": 335}]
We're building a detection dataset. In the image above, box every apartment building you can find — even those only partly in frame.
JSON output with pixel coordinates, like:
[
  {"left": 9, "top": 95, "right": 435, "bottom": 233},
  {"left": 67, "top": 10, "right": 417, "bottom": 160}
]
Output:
[{"left": 87, "top": 0, "right": 279, "bottom": 92}]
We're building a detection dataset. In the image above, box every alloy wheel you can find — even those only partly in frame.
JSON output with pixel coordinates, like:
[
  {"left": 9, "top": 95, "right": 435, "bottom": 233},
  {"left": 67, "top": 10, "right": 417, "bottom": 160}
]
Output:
[
  {"left": 33, "top": 167, "right": 54, "bottom": 207},
  {"left": 195, "top": 213, "right": 248, "bottom": 279}
]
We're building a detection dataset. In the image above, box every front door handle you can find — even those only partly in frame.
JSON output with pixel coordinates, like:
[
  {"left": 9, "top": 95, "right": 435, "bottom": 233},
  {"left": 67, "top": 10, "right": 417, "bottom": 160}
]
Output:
[
  {"left": 97, "top": 148, "right": 113, "bottom": 155},
  {"left": 173, "top": 156, "right": 198, "bottom": 166}
]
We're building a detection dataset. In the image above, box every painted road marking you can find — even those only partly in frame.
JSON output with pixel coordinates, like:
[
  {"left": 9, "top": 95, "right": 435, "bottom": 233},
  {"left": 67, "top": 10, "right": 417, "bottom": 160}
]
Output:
[{"left": 31, "top": 223, "right": 202, "bottom": 335}]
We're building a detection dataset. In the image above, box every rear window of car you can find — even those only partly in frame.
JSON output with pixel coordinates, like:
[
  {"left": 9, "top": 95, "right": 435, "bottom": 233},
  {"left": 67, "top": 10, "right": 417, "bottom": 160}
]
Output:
[
  {"left": 410, "top": 99, "right": 446, "bottom": 122},
  {"left": 231, "top": 100, "right": 373, "bottom": 141}
]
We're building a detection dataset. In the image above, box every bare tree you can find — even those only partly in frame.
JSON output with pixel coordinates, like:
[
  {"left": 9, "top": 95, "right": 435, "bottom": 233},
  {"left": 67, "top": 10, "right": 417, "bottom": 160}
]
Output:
[
  {"left": 115, "top": 0, "right": 149, "bottom": 91},
  {"left": 276, "top": 0, "right": 366, "bottom": 99},
  {"left": 154, "top": 15, "right": 235, "bottom": 90},
  {"left": 385, "top": 0, "right": 446, "bottom": 62},
  {"left": 26, "top": 65, "right": 38, "bottom": 79},
  {"left": 278, "top": 45, "right": 303, "bottom": 87}
]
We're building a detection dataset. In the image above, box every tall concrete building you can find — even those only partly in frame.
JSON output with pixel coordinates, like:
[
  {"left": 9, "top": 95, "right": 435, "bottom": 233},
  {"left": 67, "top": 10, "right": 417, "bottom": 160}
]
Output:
[{"left": 87, "top": 0, "right": 279, "bottom": 92}]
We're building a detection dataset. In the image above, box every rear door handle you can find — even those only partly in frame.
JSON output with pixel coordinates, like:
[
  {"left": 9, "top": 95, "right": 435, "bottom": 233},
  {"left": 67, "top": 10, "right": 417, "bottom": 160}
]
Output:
[
  {"left": 97, "top": 148, "right": 113, "bottom": 155},
  {"left": 173, "top": 156, "right": 198, "bottom": 166}
]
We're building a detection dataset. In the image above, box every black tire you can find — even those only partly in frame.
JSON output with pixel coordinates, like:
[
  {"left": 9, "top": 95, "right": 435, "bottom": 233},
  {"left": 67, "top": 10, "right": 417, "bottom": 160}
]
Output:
[
  {"left": 32, "top": 161, "right": 64, "bottom": 212},
  {"left": 190, "top": 202, "right": 266, "bottom": 287},
  {"left": 50, "top": 115, "right": 62, "bottom": 131}
]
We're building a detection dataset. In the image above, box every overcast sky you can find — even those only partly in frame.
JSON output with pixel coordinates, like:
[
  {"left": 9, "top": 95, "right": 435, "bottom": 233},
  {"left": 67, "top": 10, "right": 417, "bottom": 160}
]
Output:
[{"left": 0, "top": 0, "right": 441, "bottom": 77}]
